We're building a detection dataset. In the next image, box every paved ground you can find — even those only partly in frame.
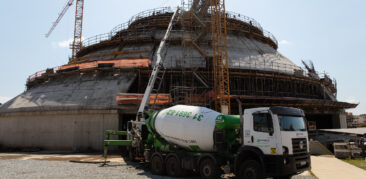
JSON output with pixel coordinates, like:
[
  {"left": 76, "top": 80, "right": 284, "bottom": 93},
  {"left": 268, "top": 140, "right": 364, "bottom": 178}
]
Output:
[
  {"left": 311, "top": 155, "right": 366, "bottom": 179},
  {"left": 0, "top": 153, "right": 315, "bottom": 179}
]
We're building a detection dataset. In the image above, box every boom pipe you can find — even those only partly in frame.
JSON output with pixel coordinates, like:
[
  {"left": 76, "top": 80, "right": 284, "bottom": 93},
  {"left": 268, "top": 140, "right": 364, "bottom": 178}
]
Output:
[{"left": 136, "top": 7, "right": 179, "bottom": 122}]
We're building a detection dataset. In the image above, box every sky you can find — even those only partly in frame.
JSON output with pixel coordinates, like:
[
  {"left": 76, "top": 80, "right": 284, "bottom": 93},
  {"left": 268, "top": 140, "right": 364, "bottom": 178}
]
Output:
[{"left": 0, "top": 0, "right": 365, "bottom": 114}]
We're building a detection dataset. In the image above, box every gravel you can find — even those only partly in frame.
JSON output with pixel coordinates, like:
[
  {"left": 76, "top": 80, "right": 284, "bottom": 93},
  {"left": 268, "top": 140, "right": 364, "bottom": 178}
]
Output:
[
  {"left": 0, "top": 159, "right": 188, "bottom": 179},
  {"left": 0, "top": 159, "right": 316, "bottom": 179}
]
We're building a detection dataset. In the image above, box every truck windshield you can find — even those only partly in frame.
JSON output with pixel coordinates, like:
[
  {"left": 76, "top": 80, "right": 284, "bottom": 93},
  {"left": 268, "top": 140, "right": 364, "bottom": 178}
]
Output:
[{"left": 278, "top": 115, "right": 306, "bottom": 131}]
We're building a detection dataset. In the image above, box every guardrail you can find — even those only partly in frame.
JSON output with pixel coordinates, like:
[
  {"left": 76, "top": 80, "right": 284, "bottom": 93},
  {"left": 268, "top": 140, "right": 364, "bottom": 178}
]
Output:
[
  {"left": 80, "top": 7, "right": 278, "bottom": 49},
  {"left": 127, "top": 7, "right": 174, "bottom": 29},
  {"left": 82, "top": 33, "right": 112, "bottom": 47},
  {"left": 27, "top": 67, "right": 59, "bottom": 82},
  {"left": 27, "top": 56, "right": 337, "bottom": 93},
  {"left": 263, "top": 30, "right": 278, "bottom": 46},
  {"left": 81, "top": 7, "right": 174, "bottom": 48},
  {"left": 162, "top": 56, "right": 303, "bottom": 75},
  {"left": 230, "top": 60, "right": 302, "bottom": 75},
  {"left": 226, "top": 11, "right": 263, "bottom": 32},
  {"left": 27, "top": 59, "right": 152, "bottom": 83}
]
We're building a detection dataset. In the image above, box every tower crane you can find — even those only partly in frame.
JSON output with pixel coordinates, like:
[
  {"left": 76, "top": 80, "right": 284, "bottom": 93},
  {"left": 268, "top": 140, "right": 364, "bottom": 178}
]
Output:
[
  {"left": 45, "top": 0, "right": 230, "bottom": 113},
  {"left": 45, "top": 0, "right": 85, "bottom": 59},
  {"left": 210, "top": 0, "right": 231, "bottom": 114}
]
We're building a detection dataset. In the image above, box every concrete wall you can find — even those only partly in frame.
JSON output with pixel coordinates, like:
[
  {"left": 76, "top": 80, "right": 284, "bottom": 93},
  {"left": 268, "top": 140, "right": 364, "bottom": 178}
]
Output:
[
  {"left": 331, "top": 113, "right": 347, "bottom": 129},
  {"left": 0, "top": 109, "right": 118, "bottom": 151},
  {"left": 1, "top": 72, "right": 136, "bottom": 110},
  {"left": 339, "top": 112, "right": 347, "bottom": 129}
]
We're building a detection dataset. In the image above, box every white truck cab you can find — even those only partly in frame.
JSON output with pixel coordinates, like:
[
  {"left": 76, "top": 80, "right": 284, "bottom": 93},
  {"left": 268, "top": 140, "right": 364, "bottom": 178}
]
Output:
[{"left": 236, "top": 106, "right": 310, "bottom": 178}]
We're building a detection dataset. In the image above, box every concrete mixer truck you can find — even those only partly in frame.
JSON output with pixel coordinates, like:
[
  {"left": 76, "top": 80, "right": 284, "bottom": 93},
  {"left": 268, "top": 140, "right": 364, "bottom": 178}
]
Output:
[
  {"left": 104, "top": 105, "right": 310, "bottom": 179},
  {"left": 102, "top": 7, "right": 310, "bottom": 178}
]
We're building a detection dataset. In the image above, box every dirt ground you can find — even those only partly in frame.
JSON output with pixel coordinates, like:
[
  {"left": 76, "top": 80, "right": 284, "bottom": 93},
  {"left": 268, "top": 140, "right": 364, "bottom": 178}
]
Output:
[{"left": 0, "top": 152, "right": 315, "bottom": 179}]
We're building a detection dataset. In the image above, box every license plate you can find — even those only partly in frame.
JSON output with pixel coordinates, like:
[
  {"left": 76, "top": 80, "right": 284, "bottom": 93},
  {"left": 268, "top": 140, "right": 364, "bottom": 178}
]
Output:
[{"left": 300, "top": 161, "right": 307, "bottom": 166}]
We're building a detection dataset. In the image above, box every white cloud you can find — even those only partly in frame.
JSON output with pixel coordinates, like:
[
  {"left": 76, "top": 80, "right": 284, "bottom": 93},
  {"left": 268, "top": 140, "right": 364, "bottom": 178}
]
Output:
[
  {"left": 52, "top": 37, "right": 86, "bottom": 48},
  {"left": 57, "top": 38, "right": 73, "bottom": 48},
  {"left": 279, "top": 40, "right": 292, "bottom": 45},
  {"left": 0, "top": 96, "right": 12, "bottom": 104}
]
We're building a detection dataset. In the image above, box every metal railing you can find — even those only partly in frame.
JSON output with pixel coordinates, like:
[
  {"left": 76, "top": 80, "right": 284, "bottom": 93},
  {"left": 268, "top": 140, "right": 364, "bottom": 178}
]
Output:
[
  {"left": 27, "top": 56, "right": 337, "bottom": 94},
  {"left": 128, "top": 7, "right": 174, "bottom": 28},
  {"left": 229, "top": 60, "right": 302, "bottom": 75},
  {"left": 82, "top": 33, "right": 113, "bottom": 47},
  {"left": 161, "top": 56, "right": 301, "bottom": 75},
  {"left": 263, "top": 30, "right": 278, "bottom": 46},
  {"left": 226, "top": 11, "right": 278, "bottom": 46},
  {"left": 27, "top": 67, "right": 60, "bottom": 82},
  {"left": 81, "top": 7, "right": 174, "bottom": 48},
  {"left": 80, "top": 7, "right": 278, "bottom": 49},
  {"left": 27, "top": 57, "right": 302, "bottom": 82},
  {"left": 226, "top": 11, "right": 263, "bottom": 32}
]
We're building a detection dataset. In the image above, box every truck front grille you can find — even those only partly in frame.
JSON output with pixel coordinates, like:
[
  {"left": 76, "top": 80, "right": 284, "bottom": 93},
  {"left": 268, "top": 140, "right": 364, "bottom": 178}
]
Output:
[{"left": 292, "top": 138, "right": 309, "bottom": 169}]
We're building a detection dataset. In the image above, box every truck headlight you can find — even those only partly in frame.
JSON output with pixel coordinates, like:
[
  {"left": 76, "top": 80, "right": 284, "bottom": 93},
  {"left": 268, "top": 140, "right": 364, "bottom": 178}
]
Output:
[{"left": 283, "top": 146, "right": 289, "bottom": 165}]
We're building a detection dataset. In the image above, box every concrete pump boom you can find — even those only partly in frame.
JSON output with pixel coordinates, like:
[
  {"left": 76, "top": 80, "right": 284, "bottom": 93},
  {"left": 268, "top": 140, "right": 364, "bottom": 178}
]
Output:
[{"left": 136, "top": 8, "right": 179, "bottom": 122}]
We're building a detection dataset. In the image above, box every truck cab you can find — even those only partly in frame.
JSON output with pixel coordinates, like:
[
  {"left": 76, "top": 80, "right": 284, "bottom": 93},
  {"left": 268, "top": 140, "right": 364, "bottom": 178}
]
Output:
[{"left": 236, "top": 106, "right": 310, "bottom": 178}]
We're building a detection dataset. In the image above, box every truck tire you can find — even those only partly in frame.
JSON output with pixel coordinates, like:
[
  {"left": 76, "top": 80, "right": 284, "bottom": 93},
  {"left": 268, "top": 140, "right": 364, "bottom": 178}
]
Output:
[
  {"left": 166, "top": 155, "right": 183, "bottom": 177},
  {"left": 120, "top": 146, "right": 129, "bottom": 158},
  {"left": 151, "top": 153, "right": 165, "bottom": 175},
  {"left": 199, "top": 158, "right": 222, "bottom": 179},
  {"left": 237, "top": 160, "right": 264, "bottom": 179},
  {"left": 124, "top": 147, "right": 135, "bottom": 162}
]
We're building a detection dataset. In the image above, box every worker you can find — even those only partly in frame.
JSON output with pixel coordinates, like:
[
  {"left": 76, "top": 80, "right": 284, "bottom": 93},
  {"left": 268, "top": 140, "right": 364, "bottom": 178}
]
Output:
[{"left": 360, "top": 133, "right": 366, "bottom": 157}]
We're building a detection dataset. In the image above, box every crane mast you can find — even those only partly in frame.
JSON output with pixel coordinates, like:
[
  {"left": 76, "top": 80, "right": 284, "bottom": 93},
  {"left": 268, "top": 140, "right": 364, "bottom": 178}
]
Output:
[
  {"left": 46, "top": 0, "right": 84, "bottom": 59},
  {"left": 210, "top": 0, "right": 231, "bottom": 114},
  {"left": 71, "top": 0, "right": 84, "bottom": 59}
]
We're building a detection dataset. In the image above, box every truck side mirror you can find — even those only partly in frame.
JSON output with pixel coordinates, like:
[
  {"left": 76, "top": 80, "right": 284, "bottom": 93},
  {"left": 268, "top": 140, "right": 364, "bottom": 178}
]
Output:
[
  {"left": 266, "top": 113, "right": 274, "bottom": 136},
  {"left": 269, "top": 128, "right": 274, "bottom": 136}
]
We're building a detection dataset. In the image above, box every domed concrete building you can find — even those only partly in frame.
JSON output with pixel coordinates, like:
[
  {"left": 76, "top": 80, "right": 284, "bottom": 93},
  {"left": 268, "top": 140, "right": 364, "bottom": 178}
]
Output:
[{"left": 0, "top": 4, "right": 356, "bottom": 151}]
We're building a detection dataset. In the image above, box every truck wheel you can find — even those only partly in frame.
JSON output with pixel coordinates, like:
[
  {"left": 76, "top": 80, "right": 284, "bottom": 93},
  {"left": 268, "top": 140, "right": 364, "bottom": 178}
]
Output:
[
  {"left": 151, "top": 153, "right": 165, "bottom": 175},
  {"left": 237, "top": 160, "right": 264, "bottom": 179},
  {"left": 125, "top": 147, "right": 135, "bottom": 162},
  {"left": 166, "top": 156, "right": 183, "bottom": 177},
  {"left": 199, "top": 158, "right": 222, "bottom": 179}
]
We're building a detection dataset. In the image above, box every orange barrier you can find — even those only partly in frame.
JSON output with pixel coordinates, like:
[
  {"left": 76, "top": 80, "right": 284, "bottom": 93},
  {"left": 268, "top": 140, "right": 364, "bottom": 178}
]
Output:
[
  {"left": 27, "top": 59, "right": 151, "bottom": 83},
  {"left": 116, "top": 93, "right": 172, "bottom": 105},
  {"left": 59, "top": 59, "right": 151, "bottom": 70}
]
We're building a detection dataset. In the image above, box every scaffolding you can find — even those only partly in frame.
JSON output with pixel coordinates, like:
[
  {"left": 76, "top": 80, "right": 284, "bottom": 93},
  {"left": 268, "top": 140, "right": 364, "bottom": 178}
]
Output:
[
  {"left": 26, "top": 5, "right": 347, "bottom": 114},
  {"left": 77, "top": 7, "right": 278, "bottom": 53}
]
